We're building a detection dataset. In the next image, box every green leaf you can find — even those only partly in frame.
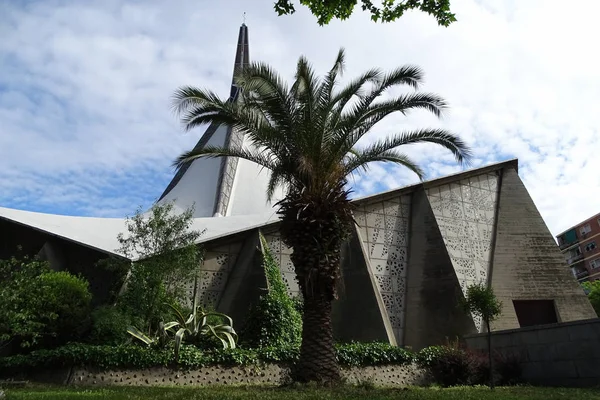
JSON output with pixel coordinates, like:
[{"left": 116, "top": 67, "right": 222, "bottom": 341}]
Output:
[
  {"left": 174, "top": 328, "right": 187, "bottom": 361},
  {"left": 126, "top": 326, "right": 155, "bottom": 346}
]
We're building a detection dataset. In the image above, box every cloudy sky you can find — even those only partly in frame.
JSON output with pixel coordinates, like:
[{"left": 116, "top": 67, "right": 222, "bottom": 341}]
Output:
[{"left": 1, "top": 0, "right": 599, "bottom": 235}]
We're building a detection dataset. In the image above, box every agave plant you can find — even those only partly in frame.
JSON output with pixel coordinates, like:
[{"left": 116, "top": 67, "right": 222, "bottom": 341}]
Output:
[
  {"left": 127, "top": 303, "right": 237, "bottom": 361},
  {"left": 167, "top": 303, "right": 237, "bottom": 360},
  {"left": 126, "top": 321, "right": 172, "bottom": 348}
]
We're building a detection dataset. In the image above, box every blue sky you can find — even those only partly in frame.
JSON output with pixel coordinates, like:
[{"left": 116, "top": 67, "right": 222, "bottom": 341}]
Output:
[{"left": 1, "top": 0, "right": 599, "bottom": 234}]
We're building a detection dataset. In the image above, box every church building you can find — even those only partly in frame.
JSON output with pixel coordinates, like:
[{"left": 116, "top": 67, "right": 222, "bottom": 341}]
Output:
[{"left": 0, "top": 24, "right": 595, "bottom": 350}]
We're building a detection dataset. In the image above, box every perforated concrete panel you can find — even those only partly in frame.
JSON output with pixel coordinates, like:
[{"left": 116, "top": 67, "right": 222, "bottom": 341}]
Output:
[
  {"left": 69, "top": 364, "right": 430, "bottom": 387},
  {"left": 426, "top": 172, "right": 499, "bottom": 331},
  {"left": 263, "top": 232, "right": 299, "bottom": 296},
  {"left": 184, "top": 242, "right": 242, "bottom": 308},
  {"left": 353, "top": 195, "right": 411, "bottom": 344}
]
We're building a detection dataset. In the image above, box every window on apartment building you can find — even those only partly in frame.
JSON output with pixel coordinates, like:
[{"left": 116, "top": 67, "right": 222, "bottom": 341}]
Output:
[
  {"left": 513, "top": 300, "right": 558, "bottom": 327},
  {"left": 569, "top": 247, "right": 582, "bottom": 257},
  {"left": 585, "top": 242, "right": 597, "bottom": 252},
  {"left": 581, "top": 224, "right": 592, "bottom": 235},
  {"left": 590, "top": 258, "right": 600, "bottom": 269}
]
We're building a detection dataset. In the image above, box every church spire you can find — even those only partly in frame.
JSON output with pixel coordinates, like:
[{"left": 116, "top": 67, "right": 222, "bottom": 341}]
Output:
[
  {"left": 156, "top": 24, "right": 254, "bottom": 217},
  {"left": 229, "top": 23, "right": 249, "bottom": 100}
]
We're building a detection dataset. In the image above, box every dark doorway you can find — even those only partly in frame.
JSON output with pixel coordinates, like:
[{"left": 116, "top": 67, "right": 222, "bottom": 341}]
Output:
[{"left": 513, "top": 300, "right": 558, "bottom": 327}]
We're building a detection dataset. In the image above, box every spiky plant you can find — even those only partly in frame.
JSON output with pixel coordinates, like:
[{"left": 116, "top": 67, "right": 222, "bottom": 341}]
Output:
[{"left": 171, "top": 49, "right": 471, "bottom": 383}]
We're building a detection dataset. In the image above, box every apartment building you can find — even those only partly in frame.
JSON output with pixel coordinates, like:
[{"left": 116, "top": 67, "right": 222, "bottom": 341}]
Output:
[{"left": 556, "top": 212, "right": 600, "bottom": 282}]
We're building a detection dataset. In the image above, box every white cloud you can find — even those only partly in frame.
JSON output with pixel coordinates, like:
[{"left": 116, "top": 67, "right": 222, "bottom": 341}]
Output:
[{"left": 0, "top": 0, "right": 599, "bottom": 236}]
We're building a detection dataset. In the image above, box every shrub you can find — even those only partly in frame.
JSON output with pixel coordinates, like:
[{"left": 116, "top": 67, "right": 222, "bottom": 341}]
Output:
[
  {"left": 37, "top": 271, "right": 93, "bottom": 344},
  {"left": 416, "top": 346, "right": 471, "bottom": 387},
  {"left": 335, "top": 342, "right": 413, "bottom": 366},
  {"left": 0, "top": 342, "right": 413, "bottom": 373},
  {"left": 88, "top": 306, "right": 135, "bottom": 346},
  {"left": 240, "top": 233, "right": 302, "bottom": 348},
  {"left": 112, "top": 202, "right": 205, "bottom": 333},
  {"left": 582, "top": 281, "right": 600, "bottom": 317},
  {"left": 0, "top": 257, "right": 92, "bottom": 349},
  {"left": 416, "top": 345, "right": 522, "bottom": 387},
  {"left": 494, "top": 351, "right": 523, "bottom": 385},
  {"left": 466, "top": 350, "right": 490, "bottom": 386}
]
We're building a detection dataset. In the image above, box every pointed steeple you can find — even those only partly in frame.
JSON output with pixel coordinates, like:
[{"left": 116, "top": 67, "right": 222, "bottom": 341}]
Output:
[
  {"left": 229, "top": 23, "right": 249, "bottom": 100},
  {"left": 157, "top": 24, "right": 255, "bottom": 217}
]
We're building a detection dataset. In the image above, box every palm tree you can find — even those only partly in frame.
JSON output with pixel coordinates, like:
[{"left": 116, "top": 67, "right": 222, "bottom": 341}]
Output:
[{"left": 171, "top": 49, "right": 471, "bottom": 383}]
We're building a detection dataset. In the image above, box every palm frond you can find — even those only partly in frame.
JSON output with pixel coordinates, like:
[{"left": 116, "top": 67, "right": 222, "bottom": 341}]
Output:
[
  {"left": 171, "top": 49, "right": 471, "bottom": 203},
  {"left": 329, "top": 68, "right": 383, "bottom": 125},
  {"left": 236, "top": 62, "right": 295, "bottom": 133},
  {"left": 172, "top": 145, "right": 279, "bottom": 172},
  {"left": 378, "top": 65, "right": 424, "bottom": 91},
  {"left": 319, "top": 48, "right": 345, "bottom": 109},
  {"left": 171, "top": 87, "right": 229, "bottom": 128},
  {"left": 350, "top": 129, "right": 472, "bottom": 166},
  {"left": 345, "top": 149, "right": 425, "bottom": 179},
  {"left": 329, "top": 93, "right": 449, "bottom": 162},
  {"left": 266, "top": 168, "right": 290, "bottom": 202}
]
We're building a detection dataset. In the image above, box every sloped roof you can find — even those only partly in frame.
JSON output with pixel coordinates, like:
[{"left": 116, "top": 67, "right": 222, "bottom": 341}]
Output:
[
  {"left": 0, "top": 206, "right": 278, "bottom": 260},
  {"left": 0, "top": 159, "right": 518, "bottom": 259}
]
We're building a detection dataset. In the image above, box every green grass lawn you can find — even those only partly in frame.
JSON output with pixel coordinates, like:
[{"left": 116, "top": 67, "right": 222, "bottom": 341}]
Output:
[{"left": 4, "top": 385, "right": 600, "bottom": 400}]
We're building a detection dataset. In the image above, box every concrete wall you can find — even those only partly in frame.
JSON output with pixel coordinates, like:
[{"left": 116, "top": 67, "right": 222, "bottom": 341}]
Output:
[
  {"left": 60, "top": 364, "right": 429, "bottom": 387},
  {"left": 465, "top": 319, "right": 600, "bottom": 387},
  {"left": 404, "top": 188, "right": 477, "bottom": 350},
  {"left": 332, "top": 231, "right": 392, "bottom": 343},
  {"left": 490, "top": 167, "right": 596, "bottom": 331},
  {"left": 216, "top": 230, "right": 266, "bottom": 329}
]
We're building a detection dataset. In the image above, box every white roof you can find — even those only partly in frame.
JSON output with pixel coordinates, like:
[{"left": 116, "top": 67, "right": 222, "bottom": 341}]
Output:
[{"left": 0, "top": 206, "right": 277, "bottom": 260}]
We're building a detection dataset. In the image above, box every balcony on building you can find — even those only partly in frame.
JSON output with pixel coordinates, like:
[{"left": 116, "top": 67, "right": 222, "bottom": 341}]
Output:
[
  {"left": 566, "top": 246, "right": 583, "bottom": 265},
  {"left": 575, "top": 269, "right": 589, "bottom": 279},
  {"left": 558, "top": 228, "right": 579, "bottom": 250}
]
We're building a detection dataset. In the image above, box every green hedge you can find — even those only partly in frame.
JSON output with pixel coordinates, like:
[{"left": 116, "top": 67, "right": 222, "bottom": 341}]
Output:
[
  {"left": 0, "top": 342, "right": 412, "bottom": 372},
  {"left": 335, "top": 342, "right": 413, "bottom": 367},
  {"left": 0, "top": 343, "right": 521, "bottom": 386}
]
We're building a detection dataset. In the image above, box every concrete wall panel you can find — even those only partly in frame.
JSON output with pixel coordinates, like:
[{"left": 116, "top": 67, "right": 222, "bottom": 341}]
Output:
[
  {"left": 490, "top": 167, "right": 596, "bottom": 330},
  {"left": 216, "top": 230, "right": 266, "bottom": 328},
  {"left": 332, "top": 230, "right": 393, "bottom": 343},
  {"left": 353, "top": 195, "right": 411, "bottom": 343},
  {"left": 404, "top": 188, "right": 477, "bottom": 350}
]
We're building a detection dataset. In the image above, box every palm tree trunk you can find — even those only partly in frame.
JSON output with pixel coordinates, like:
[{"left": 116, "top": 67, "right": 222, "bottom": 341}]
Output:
[
  {"left": 296, "top": 292, "right": 340, "bottom": 383},
  {"left": 278, "top": 190, "right": 353, "bottom": 385}
]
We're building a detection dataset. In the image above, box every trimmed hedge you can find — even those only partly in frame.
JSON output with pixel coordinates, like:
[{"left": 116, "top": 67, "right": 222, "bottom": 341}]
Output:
[
  {"left": 336, "top": 342, "right": 413, "bottom": 367},
  {"left": 0, "top": 342, "right": 412, "bottom": 373},
  {"left": 0, "top": 343, "right": 521, "bottom": 387}
]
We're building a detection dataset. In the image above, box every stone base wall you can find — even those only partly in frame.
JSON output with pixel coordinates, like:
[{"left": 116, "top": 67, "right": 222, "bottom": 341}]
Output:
[
  {"left": 465, "top": 318, "right": 600, "bottom": 387},
  {"left": 64, "top": 364, "right": 428, "bottom": 387}
]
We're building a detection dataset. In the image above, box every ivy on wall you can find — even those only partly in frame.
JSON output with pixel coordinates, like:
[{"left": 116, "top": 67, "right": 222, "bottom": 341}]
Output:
[{"left": 239, "top": 233, "right": 302, "bottom": 348}]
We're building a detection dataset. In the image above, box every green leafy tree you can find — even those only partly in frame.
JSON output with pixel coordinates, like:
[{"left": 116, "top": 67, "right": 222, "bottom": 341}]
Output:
[
  {"left": 171, "top": 49, "right": 470, "bottom": 383},
  {"left": 116, "top": 202, "right": 205, "bottom": 333},
  {"left": 582, "top": 281, "right": 600, "bottom": 317},
  {"left": 461, "top": 283, "right": 502, "bottom": 389},
  {"left": 0, "top": 256, "right": 92, "bottom": 349},
  {"left": 274, "top": 0, "right": 455, "bottom": 26}
]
